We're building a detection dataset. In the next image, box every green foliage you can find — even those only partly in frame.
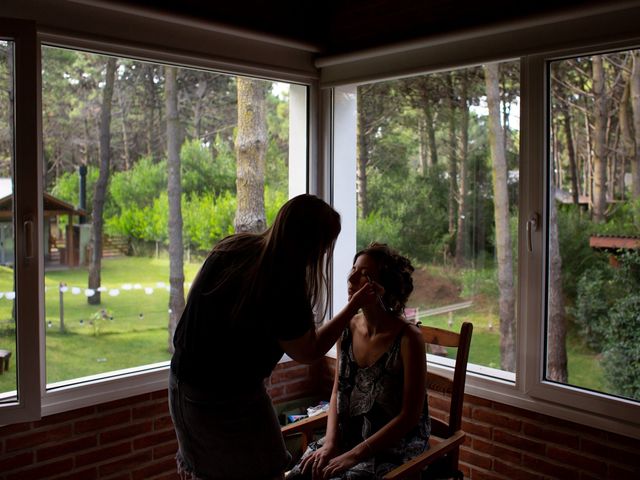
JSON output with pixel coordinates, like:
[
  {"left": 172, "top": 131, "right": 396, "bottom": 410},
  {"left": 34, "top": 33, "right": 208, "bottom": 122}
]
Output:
[
  {"left": 557, "top": 205, "right": 608, "bottom": 301},
  {"left": 51, "top": 166, "right": 100, "bottom": 213},
  {"left": 109, "top": 156, "right": 166, "bottom": 209},
  {"left": 604, "top": 292, "right": 640, "bottom": 399},
  {"left": 183, "top": 191, "right": 236, "bottom": 251},
  {"left": 181, "top": 138, "right": 235, "bottom": 196},
  {"left": 574, "top": 251, "right": 640, "bottom": 399},
  {"left": 365, "top": 165, "right": 449, "bottom": 263}
]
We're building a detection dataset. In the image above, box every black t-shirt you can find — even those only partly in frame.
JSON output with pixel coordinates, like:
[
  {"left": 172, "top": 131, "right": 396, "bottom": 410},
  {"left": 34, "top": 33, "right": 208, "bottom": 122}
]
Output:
[{"left": 170, "top": 238, "right": 314, "bottom": 392}]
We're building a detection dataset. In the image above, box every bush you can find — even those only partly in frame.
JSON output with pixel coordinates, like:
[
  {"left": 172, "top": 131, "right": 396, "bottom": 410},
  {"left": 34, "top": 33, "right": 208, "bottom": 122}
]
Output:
[{"left": 603, "top": 293, "right": 640, "bottom": 399}]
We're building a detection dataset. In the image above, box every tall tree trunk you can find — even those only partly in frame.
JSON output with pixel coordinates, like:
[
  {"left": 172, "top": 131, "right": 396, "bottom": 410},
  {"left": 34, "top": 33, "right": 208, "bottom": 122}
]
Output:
[
  {"left": 165, "top": 66, "right": 185, "bottom": 353},
  {"left": 423, "top": 95, "right": 438, "bottom": 167},
  {"left": 547, "top": 190, "right": 568, "bottom": 382},
  {"left": 117, "top": 89, "right": 130, "bottom": 170},
  {"left": 630, "top": 51, "right": 640, "bottom": 199},
  {"left": 484, "top": 63, "right": 516, "bottom": 372},
  {"left": 455, "top": 73, "right": 469, "bottom": 268},
  {"left": 446, "top": 74, "right": 458, "bottom": 242},
  {"left": 620, "top": 63, "right": 634, "bottom": 200},
  {"left": 560, "top": 103, "right": 580, "bottom": 204},
  {"left": 418, "top": 116, "right": 428, "bottom": 175},
  {"left": 592, "top": 55, "right": 608, "bottom": 222},
  {"left": 357, "top": 87, "right": 369, "bottom": 219},
  {"left": 88, "top": 57, "right": 117, "bottom": 305},
  {"left": 144, "top": 64, "right": 157, "bottom": 160},
  {"left": 235, "top": 77, "right": 267, "bottom": 233}
]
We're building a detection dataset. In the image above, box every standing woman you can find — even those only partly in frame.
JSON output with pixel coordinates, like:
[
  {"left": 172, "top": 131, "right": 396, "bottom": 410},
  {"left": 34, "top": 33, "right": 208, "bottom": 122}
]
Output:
[{"left": 169, "top": 194, "right": 377, "bottom": 480}]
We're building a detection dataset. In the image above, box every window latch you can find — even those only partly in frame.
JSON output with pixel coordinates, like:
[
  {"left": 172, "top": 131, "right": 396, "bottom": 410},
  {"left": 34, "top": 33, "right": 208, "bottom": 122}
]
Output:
[{"left": 526, "top": 213, "right": 539, "bottom": 253}]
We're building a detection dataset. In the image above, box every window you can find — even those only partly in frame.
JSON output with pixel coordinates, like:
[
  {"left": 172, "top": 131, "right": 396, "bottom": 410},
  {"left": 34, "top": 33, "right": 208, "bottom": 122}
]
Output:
[
  {"left": 330, "top": 49, "right": 640, "bottom": 436},
  {"left": 333, "top": 61, "right": 521, "bottom": 380},
  {"left": 38, "top": 46, "right": 307, "bottom": 388},
  {"left": 546, "top": 49, "right": 640, "bottom": 402},
  {"left": 0, "top": 24, "right": 311, "bottom": 422}
]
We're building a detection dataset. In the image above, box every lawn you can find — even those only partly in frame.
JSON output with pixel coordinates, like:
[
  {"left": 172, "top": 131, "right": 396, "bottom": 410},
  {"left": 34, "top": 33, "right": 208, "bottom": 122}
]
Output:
[{"left": 0, "top": 257, "right": 605, "bottom": 394}]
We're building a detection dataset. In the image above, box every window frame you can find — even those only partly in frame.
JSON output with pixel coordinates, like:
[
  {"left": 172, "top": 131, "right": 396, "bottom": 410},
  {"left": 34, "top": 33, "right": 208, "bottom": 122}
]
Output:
[
  {"left": 0, "top": 18, "right": 43, "bottom": 424},
  {"left": 1, "top": 22, "right": 318, "bottom": 422}
]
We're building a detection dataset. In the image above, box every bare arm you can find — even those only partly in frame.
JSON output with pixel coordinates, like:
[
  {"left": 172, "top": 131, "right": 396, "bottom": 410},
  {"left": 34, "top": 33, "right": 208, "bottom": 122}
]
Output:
[{"left": 279, "top": 283, "right": 375, "bottom": 364}]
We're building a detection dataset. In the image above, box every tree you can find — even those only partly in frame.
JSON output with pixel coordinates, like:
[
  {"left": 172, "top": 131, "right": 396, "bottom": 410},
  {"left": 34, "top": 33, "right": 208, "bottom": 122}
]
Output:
[
  {"left": 88, "top": 57, "right": 117, "bottom": 305},
  {"left": 630, "top": 50, "right": 640, "bottom": 199},
  {"left": 165, "top": 66, "right": 185, "bottom": 353},
  {"left": 484, "top": 62, "right": 516, "bottom": 372},
  {"left": 234, "top": 77, "right": 268, "bottom": 233},
  {"left": 592, "top": 55, "right": 608, "bottom": 222}
]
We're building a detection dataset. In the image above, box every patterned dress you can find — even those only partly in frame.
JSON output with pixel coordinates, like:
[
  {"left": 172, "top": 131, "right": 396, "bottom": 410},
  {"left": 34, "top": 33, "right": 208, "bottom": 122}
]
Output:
[{"left": 287, "top": 324, "right": 430, "bottom": 480}]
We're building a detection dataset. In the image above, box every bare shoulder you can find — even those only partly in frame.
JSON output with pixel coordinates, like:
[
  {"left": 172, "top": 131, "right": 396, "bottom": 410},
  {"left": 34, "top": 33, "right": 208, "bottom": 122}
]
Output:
[{"left": 400, "top": 321, "right": 426, "bottom": 352}]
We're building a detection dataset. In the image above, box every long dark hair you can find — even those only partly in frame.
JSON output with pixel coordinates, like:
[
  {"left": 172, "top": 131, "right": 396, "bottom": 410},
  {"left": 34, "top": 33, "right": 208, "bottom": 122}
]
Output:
[{"left": 191, "top": 194, "right": 341, "bottom": 321}]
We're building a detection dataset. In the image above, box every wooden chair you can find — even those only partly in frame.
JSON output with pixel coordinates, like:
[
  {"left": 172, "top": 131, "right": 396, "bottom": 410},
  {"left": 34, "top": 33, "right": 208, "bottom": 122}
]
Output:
[{"left": 281, "top": 321, "right": 473, "bottom": 480}]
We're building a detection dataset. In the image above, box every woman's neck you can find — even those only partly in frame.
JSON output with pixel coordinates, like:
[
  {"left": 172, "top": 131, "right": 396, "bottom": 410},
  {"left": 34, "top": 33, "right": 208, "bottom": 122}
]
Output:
[{"left": 361, "top": 307, "right": 398, "bottom": 337}]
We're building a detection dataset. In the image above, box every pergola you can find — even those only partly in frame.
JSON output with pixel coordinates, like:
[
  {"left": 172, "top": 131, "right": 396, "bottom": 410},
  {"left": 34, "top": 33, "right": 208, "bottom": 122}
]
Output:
[{"left": 0, "top": 192, "right": 87, "bottom": 266}]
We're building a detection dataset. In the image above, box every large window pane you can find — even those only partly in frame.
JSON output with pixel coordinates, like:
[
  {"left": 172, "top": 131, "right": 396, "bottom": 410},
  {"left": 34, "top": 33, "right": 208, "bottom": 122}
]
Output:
[
  {"left": 0, "top": 40, "right": 16, "bottom": 400},
  {"left": 41, "top": 46, "right": 302, "bottom": 387},
  {"left": 548, "top": 50, "right": 640, "bottom": 402},
  {"left": 355, "top": 61, "right": 520, "bottom": 376}
]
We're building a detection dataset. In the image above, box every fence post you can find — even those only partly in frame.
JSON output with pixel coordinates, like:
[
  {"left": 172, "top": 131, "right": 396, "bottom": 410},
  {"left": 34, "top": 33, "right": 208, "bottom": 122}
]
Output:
[{"left": 59, "top": 281, "right": 65, "bottom": 332}]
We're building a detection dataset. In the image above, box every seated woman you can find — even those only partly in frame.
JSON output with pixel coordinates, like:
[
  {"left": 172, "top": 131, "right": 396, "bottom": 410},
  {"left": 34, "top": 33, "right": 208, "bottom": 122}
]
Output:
[{"left": 286, "top": 243, "right": 430, "bottom": 480}]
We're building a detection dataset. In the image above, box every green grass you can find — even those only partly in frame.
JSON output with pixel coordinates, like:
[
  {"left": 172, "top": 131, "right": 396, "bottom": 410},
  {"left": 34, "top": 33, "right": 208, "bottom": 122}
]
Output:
[{"left": 0, "top": 257, "right": 606, "bottom": 395}]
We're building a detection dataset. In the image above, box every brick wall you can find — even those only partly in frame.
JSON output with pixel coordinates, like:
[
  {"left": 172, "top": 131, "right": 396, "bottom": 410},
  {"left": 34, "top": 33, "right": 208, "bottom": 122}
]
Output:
[{"left": 1, "top": 359, "right": 638, "bottom": 480}]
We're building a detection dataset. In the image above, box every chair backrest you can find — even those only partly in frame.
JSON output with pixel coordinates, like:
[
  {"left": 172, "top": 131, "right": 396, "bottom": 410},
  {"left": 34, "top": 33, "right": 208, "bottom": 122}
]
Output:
[{"left": 420, "top": 322, "right": 473, "bottom": 439}]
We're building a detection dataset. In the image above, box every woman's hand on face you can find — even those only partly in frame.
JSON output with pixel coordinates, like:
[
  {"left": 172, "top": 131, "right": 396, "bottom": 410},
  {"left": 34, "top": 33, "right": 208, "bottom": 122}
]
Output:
[
  {"left": 299, "top": 444, "right": 337, "bottom": 479},
  {"left": 348, "top": 281, "right": 380, "bottom": 311}
]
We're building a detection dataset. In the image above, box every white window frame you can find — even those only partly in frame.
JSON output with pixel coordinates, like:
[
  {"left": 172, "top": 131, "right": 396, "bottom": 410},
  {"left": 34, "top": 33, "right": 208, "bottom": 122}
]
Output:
[
  {"left": 326, "top": 39, "right": 640, "bottom": 441},
  {"left": 0, "top": 18, "right": 43, "bottom": 425}
]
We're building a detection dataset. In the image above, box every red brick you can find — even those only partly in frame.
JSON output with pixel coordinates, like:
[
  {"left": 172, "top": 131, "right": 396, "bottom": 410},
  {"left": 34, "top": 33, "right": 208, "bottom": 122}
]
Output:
[
  {"left": 75, "top": 441, "right": 132, "bottom": 467},
  {"left": 580, "top": 438, "right": 632, "bottom": 465},
  {"left": 460, "top": 448, "right": 492, "bottom": 469},
  {"left": 494, "top": 459, "right": 545, "bottom": 480},
  {"left": 493, "top": 429, "right": 546, "bottom": 456},
  {"left": 132, "top": 401, "right": 168, "bottom": 420},
  {"left": 0, "top": 421, "right": 31, "bottom": 436},
  {"left": 547, "top": 445, "right": 607, "bottom": 477},
  {"left": 74, "top": 410, "right": 131, "bottom": 434},
  {"left": 36, "top": 435, "right": 98, "bottom": 462},
  {"left": 96, "top": 393, "right": 150, "bottom": 412},
  {"left": 467, "top": 395, "right": 493, "bottom": 408},
  {"left": 151, "top": 389, "right": 168, "bottom": 400},
  {"left": 523, "top": 422, "right": 579, "bottom": 449},
  {"left": 267, "top": 384, "right": 285, "bottom": 400},
  {"left": 428, "top": 394, "right": 450, "bottom": 412},
  {"left": 6, "top": 458, "right": 73, "bottom": 480},
  {"left": 522, "top": 453, "right": 577, "bottom": 479},
  {"left": 36, "top": 406, "right": 95, "bottom": 427},
  {"left": 462, "top": 419, "right": 492, "bottom": 439},
  {"left": 98, "top": 451, "right": 152, "bottom": 477},
  {"left": 100, "top": 420, "right": 153, "bottom": 445},
  {"left": 473, "top": 408, "right": 521, "bottom": 432},
  {"left": 153, "top": 441, "right": 178, "bottom": 460},
  {"left": 154, "top": 414, "right": 174, "bottom": 431},
  {"left": 468, "top": 468, "right": 510, "bottom": 480},
  {"left": 607, "top": 463, "right": 640, "bottom": 479},
  {"left": 493, "top": 403, "right": 546, "bottom": 422},
  {"left": 0, "top": 451, "right": 34, "bottom": 472},
  {"left": 52, "top": 466, "right": 98, "bottom": 480},
  {"left": 472, "top": 437, "right": 521, "bottom": 465},
  {"left": 6, "top": 424, "right": 73, "bottom": 452},
  {"left": 284, "top": 379, "right": 314, "bottom": 396},
  {"left": 151, "top": 473, "right": 181, "bottom": 480},
  {"left": 270, "top": 364, "right": 309, "bottom": 384},
  {"left": 131, "top": 457, "right": 178, "bottom": 480},
  {"left": 132, "top": 429, "right": 176, "bottom": 449}
]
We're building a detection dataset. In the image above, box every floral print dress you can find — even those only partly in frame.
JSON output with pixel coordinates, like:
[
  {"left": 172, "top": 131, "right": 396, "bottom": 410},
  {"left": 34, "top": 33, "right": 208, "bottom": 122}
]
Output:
[{"left": 287, "top": 325, "right": 430, "bottom": 480}]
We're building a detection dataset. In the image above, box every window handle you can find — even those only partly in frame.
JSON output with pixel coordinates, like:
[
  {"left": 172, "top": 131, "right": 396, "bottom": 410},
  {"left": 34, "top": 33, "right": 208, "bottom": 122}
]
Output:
[
  {"left": 23, "top": 218, "right": 34, "bottom": 260},
  {"left": 526, "top": 213, "right": 539, "bottom": 253}
]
